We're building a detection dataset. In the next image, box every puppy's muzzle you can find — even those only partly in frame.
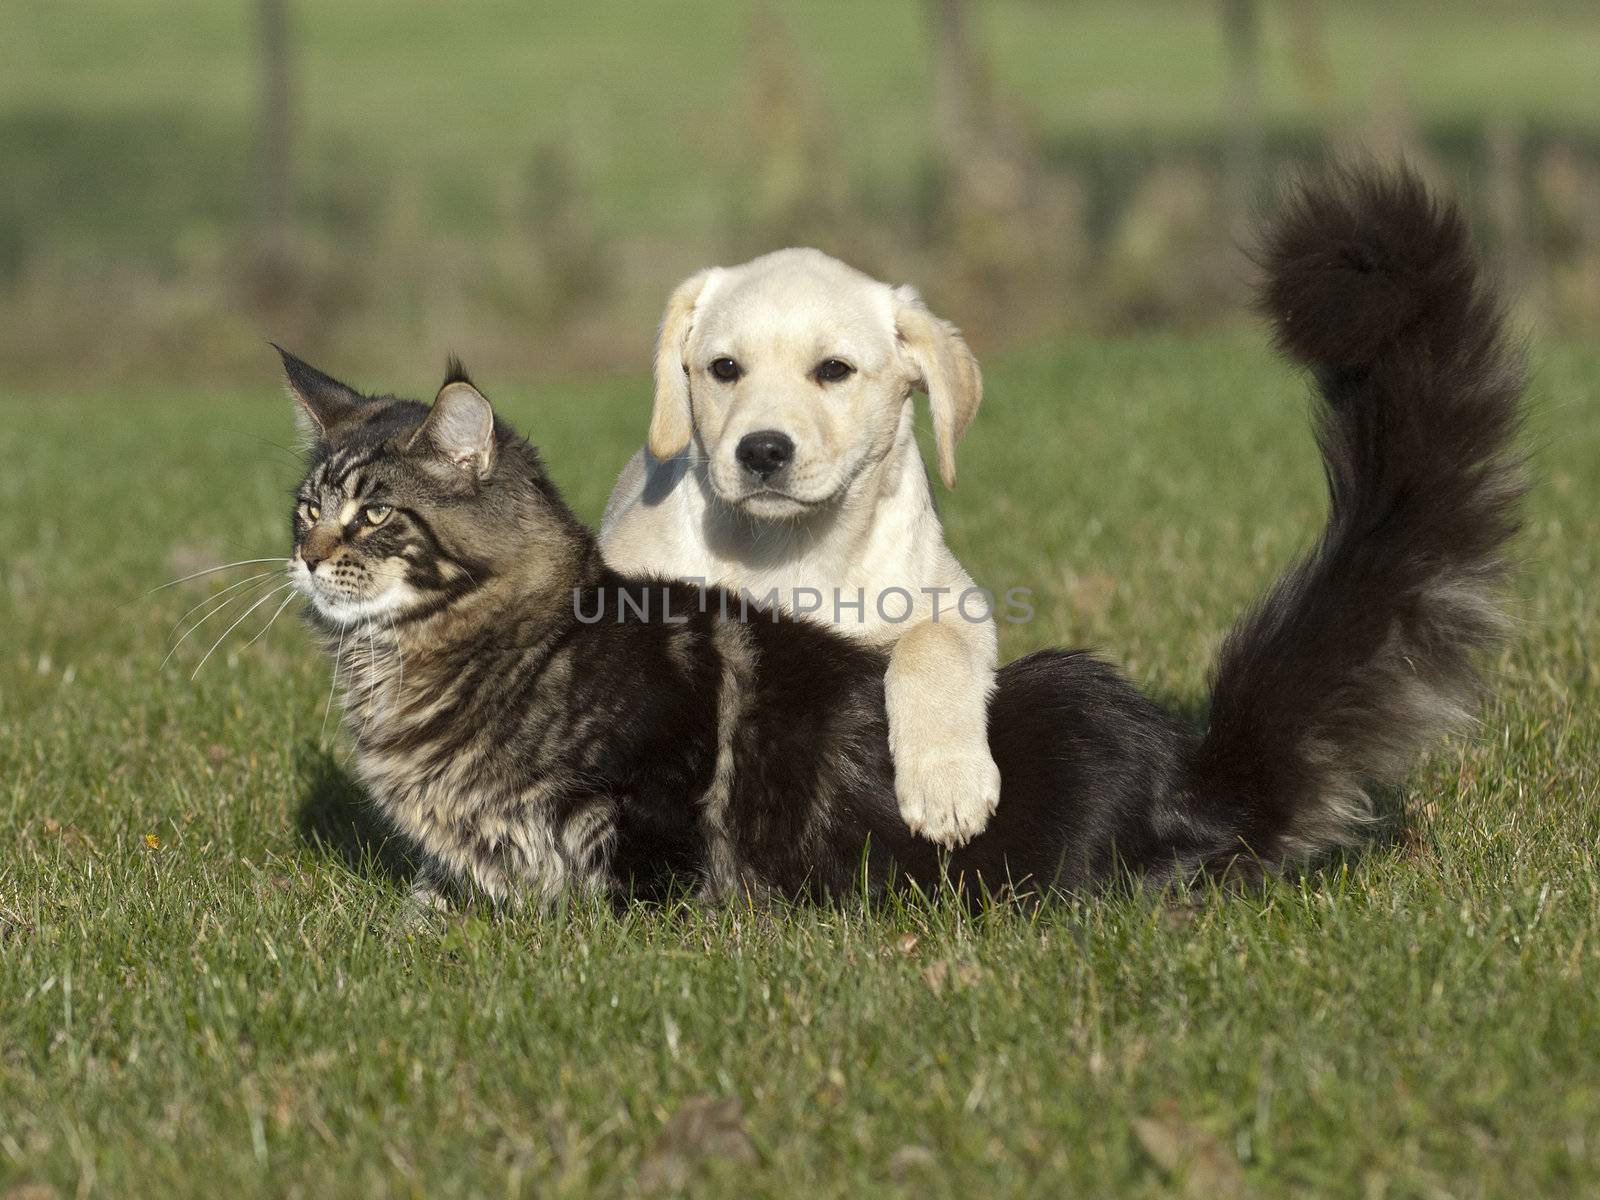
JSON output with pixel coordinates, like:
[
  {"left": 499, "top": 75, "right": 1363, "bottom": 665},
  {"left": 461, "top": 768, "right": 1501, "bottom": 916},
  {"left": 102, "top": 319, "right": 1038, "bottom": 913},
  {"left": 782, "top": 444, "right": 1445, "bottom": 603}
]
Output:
[{"left": 734, "top": 430, "right": 795, "bottom": 480}]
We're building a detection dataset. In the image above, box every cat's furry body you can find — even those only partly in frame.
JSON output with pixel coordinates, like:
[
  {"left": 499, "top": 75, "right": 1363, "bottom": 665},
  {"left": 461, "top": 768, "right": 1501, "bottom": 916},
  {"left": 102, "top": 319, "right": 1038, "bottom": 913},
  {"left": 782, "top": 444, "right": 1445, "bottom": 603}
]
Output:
[{"left": 284, "top": 168, "right": 1525, "bottom": 908}]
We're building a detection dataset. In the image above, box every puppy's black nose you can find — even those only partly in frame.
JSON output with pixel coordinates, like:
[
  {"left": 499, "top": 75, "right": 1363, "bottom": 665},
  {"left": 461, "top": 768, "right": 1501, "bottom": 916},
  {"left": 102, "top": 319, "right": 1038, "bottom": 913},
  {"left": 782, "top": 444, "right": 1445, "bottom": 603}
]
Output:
[{"left": 735, "top": 430, "right": 795, "bottom": 479}]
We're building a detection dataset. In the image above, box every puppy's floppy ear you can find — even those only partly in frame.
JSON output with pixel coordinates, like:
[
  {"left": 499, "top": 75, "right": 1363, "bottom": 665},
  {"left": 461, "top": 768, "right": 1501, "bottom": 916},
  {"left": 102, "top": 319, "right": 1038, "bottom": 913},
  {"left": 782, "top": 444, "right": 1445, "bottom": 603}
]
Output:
[
  {"left": 276, "top": 344, "right": 368, "bottom": 444},
  {"left": 649, "top": 268, "right": 719, "bottom": 461},
  {"left": 410, "top": 372, "right": 497, "bottom": 478},
  {"left": 892, "top": 286, "right": 982, "bottom": 489}
]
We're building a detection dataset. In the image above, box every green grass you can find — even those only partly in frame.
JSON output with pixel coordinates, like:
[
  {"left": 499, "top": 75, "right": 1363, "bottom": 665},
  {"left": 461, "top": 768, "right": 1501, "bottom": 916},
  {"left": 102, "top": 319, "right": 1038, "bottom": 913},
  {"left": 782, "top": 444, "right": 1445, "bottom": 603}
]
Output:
[
  {"left": 3, "top": 338, "right": 1599, "bottom": 1197},
  {"left": 6, "top": 0, "right": 1600, "bottom": 255}
]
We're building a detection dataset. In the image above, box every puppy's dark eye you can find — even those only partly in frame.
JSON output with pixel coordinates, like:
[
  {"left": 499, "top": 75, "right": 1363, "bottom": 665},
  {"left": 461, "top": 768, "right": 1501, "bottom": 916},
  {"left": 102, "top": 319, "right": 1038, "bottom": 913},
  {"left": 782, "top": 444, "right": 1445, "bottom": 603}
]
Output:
[
  {"left": 710, "top": 357, "right": 741, "bottom": 382},
  {"left": 815, "top": 359, "right": 854, "bottom": 384}
]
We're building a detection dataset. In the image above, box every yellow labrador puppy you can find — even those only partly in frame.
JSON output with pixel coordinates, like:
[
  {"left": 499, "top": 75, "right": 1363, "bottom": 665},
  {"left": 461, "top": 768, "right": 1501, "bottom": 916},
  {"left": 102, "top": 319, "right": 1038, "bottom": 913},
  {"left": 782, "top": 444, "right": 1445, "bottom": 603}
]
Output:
[{"left": 600, "top": 248, "right": 999, "bottom": 847}]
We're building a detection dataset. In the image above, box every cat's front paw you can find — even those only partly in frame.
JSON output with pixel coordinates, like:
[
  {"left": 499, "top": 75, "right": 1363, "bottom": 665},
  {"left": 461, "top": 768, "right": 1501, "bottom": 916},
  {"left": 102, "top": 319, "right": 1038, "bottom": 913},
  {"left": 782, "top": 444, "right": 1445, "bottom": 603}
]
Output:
[
  {"left": 396, "top": 869, "right": 452, "bottom": 931},
  {"left": 893, "top": 736, "right": 1001, "bottom": 849}
]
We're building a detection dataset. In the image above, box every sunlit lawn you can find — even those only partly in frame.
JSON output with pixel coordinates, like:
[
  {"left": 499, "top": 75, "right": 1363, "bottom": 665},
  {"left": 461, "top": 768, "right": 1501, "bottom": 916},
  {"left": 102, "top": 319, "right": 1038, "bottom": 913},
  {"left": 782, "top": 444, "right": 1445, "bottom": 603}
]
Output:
[{"left": 2, "top": 337, "right": 1597, "bottom": 1196}]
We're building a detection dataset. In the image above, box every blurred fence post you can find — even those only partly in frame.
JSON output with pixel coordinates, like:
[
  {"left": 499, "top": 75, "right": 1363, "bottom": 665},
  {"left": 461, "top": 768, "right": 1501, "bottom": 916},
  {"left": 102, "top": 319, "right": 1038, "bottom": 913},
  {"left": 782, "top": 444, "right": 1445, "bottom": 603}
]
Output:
[
  {"left": 254, "top": 0, "right": 296, "bottom": 307},
  {"left": 1219, "top": 0, "right": 1265, "bottom": 240},
  {"left": 1486, "top": 120, "right": 1533, "bottom": 309},
  {"left": 1286, "top": 0, "right": 1334, "bottom": 117},
  {"left": 929, "top": 0, "right": 979, "bottom": 169}
]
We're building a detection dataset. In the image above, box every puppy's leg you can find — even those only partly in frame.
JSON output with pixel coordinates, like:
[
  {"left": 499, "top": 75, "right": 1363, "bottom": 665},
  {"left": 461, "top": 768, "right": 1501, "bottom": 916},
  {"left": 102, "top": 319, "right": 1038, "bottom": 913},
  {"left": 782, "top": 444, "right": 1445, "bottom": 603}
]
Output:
[{"left": 884, "top": 618, "right": 1000, "bottom": 847}]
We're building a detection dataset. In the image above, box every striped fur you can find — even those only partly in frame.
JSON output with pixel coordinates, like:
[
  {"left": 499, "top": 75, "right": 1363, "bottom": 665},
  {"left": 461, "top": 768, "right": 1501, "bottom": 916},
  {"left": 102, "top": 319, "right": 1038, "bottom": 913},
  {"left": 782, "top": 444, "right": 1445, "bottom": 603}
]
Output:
[{"left": 278, "top": 165, "right": 1526, "bottom": 909}]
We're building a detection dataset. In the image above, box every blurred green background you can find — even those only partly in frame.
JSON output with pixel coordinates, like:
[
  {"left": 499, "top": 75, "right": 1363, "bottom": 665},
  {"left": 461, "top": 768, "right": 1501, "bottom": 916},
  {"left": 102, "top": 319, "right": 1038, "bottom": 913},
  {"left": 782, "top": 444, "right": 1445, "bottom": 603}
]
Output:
[{"left": 5, "top": 0, "right": 1599, "bottom": 385}]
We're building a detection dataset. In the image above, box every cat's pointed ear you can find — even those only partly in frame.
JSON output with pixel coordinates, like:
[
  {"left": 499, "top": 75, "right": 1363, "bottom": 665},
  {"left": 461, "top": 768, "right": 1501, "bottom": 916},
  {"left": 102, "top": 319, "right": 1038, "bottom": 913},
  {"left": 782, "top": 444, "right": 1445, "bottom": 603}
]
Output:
[
  {"left": 276, "top": 345, "right": 368, "bottom": 442},
  {"left": 414, "top": 373, "right": 496, "bottom": 477}
]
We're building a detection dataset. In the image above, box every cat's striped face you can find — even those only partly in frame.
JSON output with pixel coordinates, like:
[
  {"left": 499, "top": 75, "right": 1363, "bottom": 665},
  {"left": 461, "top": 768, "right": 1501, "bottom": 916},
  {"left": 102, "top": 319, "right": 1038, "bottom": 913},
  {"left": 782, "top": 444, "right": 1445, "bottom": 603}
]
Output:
[
  {"left": 281, "top": 352, "right": 507, "bottom": 630},
  {"left": 290, "top": 439, "right": 464, "bottom": 626}
]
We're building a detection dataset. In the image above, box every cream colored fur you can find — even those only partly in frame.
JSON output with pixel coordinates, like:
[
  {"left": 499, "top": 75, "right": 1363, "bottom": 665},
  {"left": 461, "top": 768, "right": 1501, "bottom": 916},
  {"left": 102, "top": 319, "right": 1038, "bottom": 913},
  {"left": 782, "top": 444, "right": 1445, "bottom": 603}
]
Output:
[{"left": 600, "top": 248, "right": 999, "bottom": 847}]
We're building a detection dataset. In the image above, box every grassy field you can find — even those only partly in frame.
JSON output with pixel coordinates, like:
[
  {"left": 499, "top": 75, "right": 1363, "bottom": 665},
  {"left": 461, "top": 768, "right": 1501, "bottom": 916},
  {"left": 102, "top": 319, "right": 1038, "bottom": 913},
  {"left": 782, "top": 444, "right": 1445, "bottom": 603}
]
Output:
[
  {"left": 7, "top": 0, "right": 1600, "bottom": 256},
  {"left": 2, "top": 338, "right": 1598, "bottom": 1196}
]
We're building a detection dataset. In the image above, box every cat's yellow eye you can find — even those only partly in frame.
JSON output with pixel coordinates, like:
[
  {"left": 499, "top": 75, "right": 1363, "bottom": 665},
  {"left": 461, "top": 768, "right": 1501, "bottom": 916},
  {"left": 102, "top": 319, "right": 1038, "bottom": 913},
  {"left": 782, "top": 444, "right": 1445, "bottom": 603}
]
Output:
[
  {"left": 300, "top": 502, "right": 320, "bottom": 523},
  {"left": 364, "top": 505, "right": 393, "bottom": 526}
]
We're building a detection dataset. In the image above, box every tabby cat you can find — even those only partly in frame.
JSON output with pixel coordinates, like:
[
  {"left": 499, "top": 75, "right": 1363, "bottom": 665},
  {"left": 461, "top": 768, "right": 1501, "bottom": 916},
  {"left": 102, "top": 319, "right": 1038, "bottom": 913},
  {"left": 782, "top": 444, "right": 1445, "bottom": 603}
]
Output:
[{"left": 281, "top": 167, "right": 1523, "bottom": 909}]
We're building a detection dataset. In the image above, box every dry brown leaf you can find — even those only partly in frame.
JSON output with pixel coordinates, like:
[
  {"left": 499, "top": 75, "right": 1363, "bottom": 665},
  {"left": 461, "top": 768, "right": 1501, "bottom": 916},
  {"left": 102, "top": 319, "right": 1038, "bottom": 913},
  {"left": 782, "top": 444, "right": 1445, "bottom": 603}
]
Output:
[
  {"left": 40, "top": 818, "right": 99, "bottom": 856},
  {"left": 1069, "top": 569, "right": 1118, "bottom": 618},
  {"left": 887, "top": 1144, "right": 936, "bottom": 1180},
  {"left": 1132, "top": 1109, "right": 1247, "bottom": 1199},
  {"left": 638, "top": 1095, "right": 756, "bottom": 1191},
  {"left": 922, "top": 959, "right": 983, "bottom": 996},
  {"left": 1160, "top": 899, "right": 1203, "bottom": 931},
  {"left": 0, "top": 899, "right": 31, "bottom": 944}
]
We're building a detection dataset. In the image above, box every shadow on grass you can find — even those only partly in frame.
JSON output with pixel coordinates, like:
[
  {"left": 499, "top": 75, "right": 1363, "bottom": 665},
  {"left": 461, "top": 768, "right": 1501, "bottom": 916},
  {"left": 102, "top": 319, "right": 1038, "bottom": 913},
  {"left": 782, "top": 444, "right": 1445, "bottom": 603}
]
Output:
[
  {"left": 1142, "top": 683, "right": 1415, "bottom": 884},
  {"left": 288, "top": 699, "right": 1415, "bottom": 913},
  {"left": 293, "top": 742, "right": 416, "bottom": 889}
]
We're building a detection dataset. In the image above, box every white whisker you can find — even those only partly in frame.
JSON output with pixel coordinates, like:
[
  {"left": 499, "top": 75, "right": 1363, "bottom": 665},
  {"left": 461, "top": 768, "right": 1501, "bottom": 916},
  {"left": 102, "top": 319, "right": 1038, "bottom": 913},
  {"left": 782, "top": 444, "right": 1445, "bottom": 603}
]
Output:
[
  {"left": 161, "top": 576, "right": 282, "bottom": 670},
  {"left": 359, "top": 624, "right": 380, "bottom": 741},
  {"left": 386, "top": 616, "right": 405, "bottom": 719},
  {"left": 166, "top": 570, "right": 280, "bottom": 640},
  {"left": 148, "top": 558, "right": 288, "bottom": 594},
  {"left": 190, "top": 584, "right": 294, "bottom": 680},
  {"left": 240, "top": 590, "right": 298, "bottom": 652},
  {"left": 322, "top": 623, "right": 348, "bottom": 744}
]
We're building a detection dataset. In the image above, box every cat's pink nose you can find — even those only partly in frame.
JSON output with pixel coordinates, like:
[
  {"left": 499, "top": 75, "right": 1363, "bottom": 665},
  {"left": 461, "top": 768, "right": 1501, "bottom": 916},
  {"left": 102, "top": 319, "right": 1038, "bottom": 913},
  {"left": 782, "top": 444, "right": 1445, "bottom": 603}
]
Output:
[{"left": 301, "top": 528, "right": 340, "bottom": 573}]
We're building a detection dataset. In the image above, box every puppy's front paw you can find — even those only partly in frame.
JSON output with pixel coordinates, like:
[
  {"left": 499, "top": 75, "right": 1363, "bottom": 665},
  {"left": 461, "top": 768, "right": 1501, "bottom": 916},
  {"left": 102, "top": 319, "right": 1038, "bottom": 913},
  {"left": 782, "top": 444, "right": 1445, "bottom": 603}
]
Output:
[{"left": 894, "top": 738, "right": 1001, "bottom": 849}]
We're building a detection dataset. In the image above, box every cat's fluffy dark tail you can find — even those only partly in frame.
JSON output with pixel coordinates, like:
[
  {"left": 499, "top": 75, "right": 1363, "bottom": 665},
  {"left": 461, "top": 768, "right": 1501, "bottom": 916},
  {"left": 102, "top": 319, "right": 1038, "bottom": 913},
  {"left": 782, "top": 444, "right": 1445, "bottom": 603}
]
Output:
[{"left": 1188, "top": 164, "right": 1526, "bottom": 864}]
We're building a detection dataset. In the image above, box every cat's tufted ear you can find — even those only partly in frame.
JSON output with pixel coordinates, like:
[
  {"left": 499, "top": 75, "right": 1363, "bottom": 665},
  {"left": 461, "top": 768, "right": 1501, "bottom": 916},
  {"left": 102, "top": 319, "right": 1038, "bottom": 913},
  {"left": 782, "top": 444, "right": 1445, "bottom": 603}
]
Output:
[
  {"left": 891, "top": 287, "right": 982, "bottom": 489},
  {"left": 276, "top": 345, "right": 369, "bottom": 443},
  {"left": 413, "top": 372, "right": 496, "bottom": 478}
]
